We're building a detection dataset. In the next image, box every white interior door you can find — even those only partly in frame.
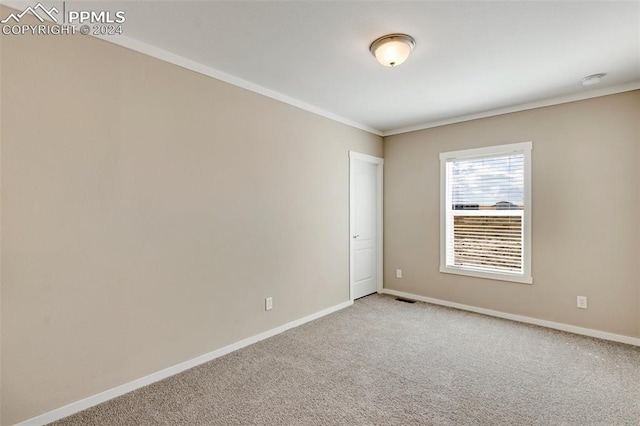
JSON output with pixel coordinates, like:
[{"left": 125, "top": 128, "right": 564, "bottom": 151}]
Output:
[{"left": 350, "top": 152, "right": 383, "bottom": 300}]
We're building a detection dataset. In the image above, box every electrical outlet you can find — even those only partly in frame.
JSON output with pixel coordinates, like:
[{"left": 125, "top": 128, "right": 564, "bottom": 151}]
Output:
[
  {"left": 577, "top": 296, "right": 588, "bottom": 309},
  {"left": 265, "top": 297, "right": 273, "bottom": 311},
  {"left": 396, "top": 269, "right": 402, "bottom": 279}
]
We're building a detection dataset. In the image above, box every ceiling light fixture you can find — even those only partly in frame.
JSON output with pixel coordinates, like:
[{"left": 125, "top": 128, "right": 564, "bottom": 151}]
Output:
[
  {"left": 581, "top": 73, "right": 606, "bottom": 86},
  {"left": 369, "top": 33, "right": 416, "bottom": 67}
]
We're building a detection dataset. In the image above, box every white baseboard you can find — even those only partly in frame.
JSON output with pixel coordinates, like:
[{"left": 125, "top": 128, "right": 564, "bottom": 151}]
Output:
[
  {"left": 15, "top": 300, "right": 353, "bottom": 426},
  {"left": 382, "top": 288, "right": 640, "bottom": 347}
]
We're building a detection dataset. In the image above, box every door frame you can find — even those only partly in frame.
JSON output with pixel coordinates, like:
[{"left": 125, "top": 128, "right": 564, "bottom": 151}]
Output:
[{"left": 349, "top": 151, "right": 384, "bottom": 301}]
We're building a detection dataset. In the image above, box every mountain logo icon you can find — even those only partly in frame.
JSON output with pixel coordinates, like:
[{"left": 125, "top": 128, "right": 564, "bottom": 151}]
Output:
[{"left": 1, "top": 3, "right": 59, "bottom": 24}]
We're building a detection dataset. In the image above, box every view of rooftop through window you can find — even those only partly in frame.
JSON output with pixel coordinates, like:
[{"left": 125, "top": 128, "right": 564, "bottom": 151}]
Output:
[{"left": 451, "top": 154, "right": 524, "bottom": 210}]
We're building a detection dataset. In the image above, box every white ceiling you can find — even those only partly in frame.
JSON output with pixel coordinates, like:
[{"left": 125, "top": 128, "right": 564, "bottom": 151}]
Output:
[{"left": 8, "top": 1, "right": 640, "bottom": 135}]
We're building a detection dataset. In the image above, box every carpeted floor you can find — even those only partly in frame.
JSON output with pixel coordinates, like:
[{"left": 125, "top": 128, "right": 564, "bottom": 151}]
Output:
[{"left": 51, "top": 294, "right": 640, "bottom": 425}]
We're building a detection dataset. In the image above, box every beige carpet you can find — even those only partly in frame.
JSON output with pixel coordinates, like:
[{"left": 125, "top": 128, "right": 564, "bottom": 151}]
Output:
[{"left": 51, "top": 294, "right": 640, "bottom": 425}]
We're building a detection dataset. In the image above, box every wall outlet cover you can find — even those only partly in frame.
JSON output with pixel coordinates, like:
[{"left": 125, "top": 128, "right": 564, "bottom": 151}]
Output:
[{"left": 577, "top": 296, "right": 588, "bottom": 309}]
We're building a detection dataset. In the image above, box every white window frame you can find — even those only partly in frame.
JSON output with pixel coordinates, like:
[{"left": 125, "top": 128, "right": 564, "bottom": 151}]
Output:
[{"left": 439, "top": 142, "right": 533, "bottom": 284}]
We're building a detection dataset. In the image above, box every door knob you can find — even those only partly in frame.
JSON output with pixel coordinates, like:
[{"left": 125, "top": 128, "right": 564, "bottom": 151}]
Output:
[{"left": 352, "top": 234, "right": 360, "bottom": 239}]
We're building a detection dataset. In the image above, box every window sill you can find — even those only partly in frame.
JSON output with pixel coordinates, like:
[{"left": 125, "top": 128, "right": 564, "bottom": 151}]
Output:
[{"left": 440, "top": 266, "right": 533, "bottom": 285}]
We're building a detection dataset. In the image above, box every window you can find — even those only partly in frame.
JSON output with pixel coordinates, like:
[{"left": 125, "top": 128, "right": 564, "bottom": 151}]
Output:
[{"left": 440, "top": 142, "right": 532, "bottom": 284}]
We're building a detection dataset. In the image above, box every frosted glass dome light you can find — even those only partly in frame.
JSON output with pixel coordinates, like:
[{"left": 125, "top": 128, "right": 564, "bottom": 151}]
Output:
[{"left": 369, "top": 34, "right": 416, "bottom": 67}]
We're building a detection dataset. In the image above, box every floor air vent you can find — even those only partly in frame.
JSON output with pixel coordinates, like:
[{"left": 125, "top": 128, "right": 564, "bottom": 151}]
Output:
[{"left": 395, "top": 297, "right": 416, "bottom": 304}]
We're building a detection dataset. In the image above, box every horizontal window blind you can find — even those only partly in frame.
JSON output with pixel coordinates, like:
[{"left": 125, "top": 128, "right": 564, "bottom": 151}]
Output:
[
  {"left": 445, "top": 153, "right": 525, "bottom": 274},
  {"left": 451, "top": 154, "right": 524, "bottom": 209},
  {"left": 452, "top": 215, "right": 522, "bottom": 272}
]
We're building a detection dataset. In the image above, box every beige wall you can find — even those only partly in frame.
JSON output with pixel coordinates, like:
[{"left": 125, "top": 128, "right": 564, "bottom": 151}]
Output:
[
  {"left": 0, "top": 18, "right": 382, "bottom": 425},
  {"left": 384, "top": 91, "right": 640, "bottom": 339}
]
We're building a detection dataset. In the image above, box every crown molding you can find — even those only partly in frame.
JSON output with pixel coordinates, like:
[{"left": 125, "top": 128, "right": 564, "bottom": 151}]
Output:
[
  {"left": 94, "top": 33, "right": 384, "bottom": 136},
  {"left": 2, "top": 1, "right": 637, "bottom": 139},
  {"left": 0, "top": 0, "right": 383, "bottom": 136},
  {"left": 383, "top": 81, "right": 640, "bottom": 137}
]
